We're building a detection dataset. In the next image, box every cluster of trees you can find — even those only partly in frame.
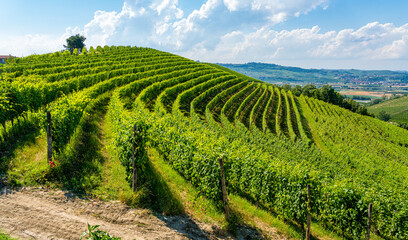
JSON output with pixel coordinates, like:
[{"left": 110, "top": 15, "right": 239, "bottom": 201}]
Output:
[
  {"left": 377, "top": 110, "right": 391, "bottom": 121},
  {"left": 398, "top": 122, "right": 408, "bottom": 130},
  {"left": 282, "top": 84, "right": 372, "bottom": 116},
  {"left": 350, "top": 95, "right": 371, "bottom": 101},
  {"left": 377, "top": 110, "right": 408, "bottom": 131}
]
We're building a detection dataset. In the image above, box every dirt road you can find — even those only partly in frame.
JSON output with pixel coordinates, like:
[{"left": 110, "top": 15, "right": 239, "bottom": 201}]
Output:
[{"left": 0, "top": 187, "right": 242, "bottom": 240}]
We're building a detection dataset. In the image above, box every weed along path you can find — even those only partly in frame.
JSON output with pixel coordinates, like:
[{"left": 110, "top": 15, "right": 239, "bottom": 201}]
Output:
[{"left": 0, "top": 187, "right": 229, "bottom": 240}]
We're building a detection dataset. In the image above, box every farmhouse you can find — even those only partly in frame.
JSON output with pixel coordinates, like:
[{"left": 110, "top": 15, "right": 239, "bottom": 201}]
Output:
[{"left": 0, "top": 55, "right": 13, "bottom": 63}]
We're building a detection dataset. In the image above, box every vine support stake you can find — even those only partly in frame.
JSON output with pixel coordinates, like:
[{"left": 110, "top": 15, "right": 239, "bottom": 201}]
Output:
[
  {"left": 218, "top": 158, "right": 230, "bottom": 221},
  {"left": 366, "top": 203, "right": 372, "bottom": 240},
  {"left": 2, "top": 122, "right": 7, "bottom": 141},
  {"left": 132, "top": 123, "right": 138, "bottom": 192},
  {"left": 306, "top": 184, "right": 311, "bottom": 240},
  {"left": 46, "top": 111, "right": 52, "bottom": 164}
]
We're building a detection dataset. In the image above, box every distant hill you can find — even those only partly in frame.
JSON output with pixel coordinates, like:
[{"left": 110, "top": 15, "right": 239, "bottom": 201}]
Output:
[
  {"left": 218, "top": 62, "right": 408, "bottom": 93},
  {"left": 368, "top": 96, "right": 408, "bottom": 123}
]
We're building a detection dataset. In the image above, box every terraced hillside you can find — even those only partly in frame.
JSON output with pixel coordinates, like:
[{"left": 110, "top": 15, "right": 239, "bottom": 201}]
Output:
[{"left": 1, "top": 46, "right": 408, "bottom": 239}]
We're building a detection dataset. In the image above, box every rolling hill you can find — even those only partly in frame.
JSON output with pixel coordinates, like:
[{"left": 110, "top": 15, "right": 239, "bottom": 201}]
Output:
[
  {"left": 1, "top": 46, "right": 407, "bottom": 239},
  {"left": 218, "top": 62, "right": 408, "bottom": 93},
  {"left": 368, "top": 96, "right": 408, "bottom": 123}
]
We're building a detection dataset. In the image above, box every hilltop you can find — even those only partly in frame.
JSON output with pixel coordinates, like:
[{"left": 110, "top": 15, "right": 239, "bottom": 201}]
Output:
[{"left": 0, "top": 46, "right": 407, "bottom": 239}]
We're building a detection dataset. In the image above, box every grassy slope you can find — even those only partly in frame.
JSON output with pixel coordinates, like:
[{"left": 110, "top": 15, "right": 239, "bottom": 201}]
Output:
[{"left": 368, "top": 96, "right": 408, "bottom": 123}]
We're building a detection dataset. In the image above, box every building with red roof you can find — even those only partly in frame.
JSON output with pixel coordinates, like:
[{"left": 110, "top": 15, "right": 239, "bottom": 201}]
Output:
[{"left": 0, "top": 55, "right": 13, "bottom": 64}]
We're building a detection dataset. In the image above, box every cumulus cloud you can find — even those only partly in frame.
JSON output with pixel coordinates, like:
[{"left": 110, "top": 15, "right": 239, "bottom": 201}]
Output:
[
  {"left": 313, "top": 22, "right": 408, "bottom": 59},
  {"left": 72, "top": 0, "right": 408, "bottom": 69},
  {"left": 1, "top": 0, "right": 332, "bottom": 56},
  {"left": 0, "top": 34, "right": 68, "bottom": 57},
  {"left": 81, "top": 2, "right": 143, "bottom": 47},
  {"left": 1, "top": 0, "right": 408, "bottom": 70},
  {"left": 376, "top": 35, "right": 408, "bottom": 59},
  {"left": 61, "top": 0, "right": 329, "bottom": 51},
  {"left": 183, "top": 22, "right": 408, "bottom": 67}
]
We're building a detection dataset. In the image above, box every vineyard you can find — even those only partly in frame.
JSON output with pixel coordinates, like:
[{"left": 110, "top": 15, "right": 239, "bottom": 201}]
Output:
[
  {"left": 368, "top": 96, "right": 408, "bottom": 124},
  {"left": 1, "top": 46, "right": 408, "bottom": 239}
]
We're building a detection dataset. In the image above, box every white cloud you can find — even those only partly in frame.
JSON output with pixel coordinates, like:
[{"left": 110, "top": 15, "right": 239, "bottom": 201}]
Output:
[
  {"left": 249, "top": 0, "right": 329, "bottom": 23},
  {"left": 181, "top": 22, "right": 408, "bottom": 69},
  {"left": 81, "top": 2, "right": 140, "bottom": 46},
  {"left": 312, "top": 22, "right": 408, "bottom": 59},
  {"left": 1, "top": 0, "right": 408, "bottom": 70},
  {"left": 167, "top": 0, "right": 330, "bottom": 50},
  {"left": 1, "top": 0, "right": 330, "bottom": 56},
  {"left": 0, "top": 34, "right": 66, "bottom": 57},
  {"left": 223, "top": 0, "right": 241, "bottom": 11},
  {"left": 376, "top": 35, "right": 408, "bottom": 59}
]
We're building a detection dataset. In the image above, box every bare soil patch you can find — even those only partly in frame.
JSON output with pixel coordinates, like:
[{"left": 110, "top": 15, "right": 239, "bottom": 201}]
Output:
[
  {"left": 339, "top": 91, "right": 391, "bottom": 98},
  {"left": 0, "top": 187, "right": 262, "bottom": 240}
]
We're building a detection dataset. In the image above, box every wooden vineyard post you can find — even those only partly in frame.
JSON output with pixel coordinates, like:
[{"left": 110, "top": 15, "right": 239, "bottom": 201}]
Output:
[
  {"left": 132, "top": 124, "right": 138, "bottom": 192},
  {"left": 46, "top": 111, "right": 52, "bottom": 164},
  {"left": 2, "top": 122, "right": 6, "bottom": 141},
  {"left": 366, "top": 203, "right": 372, "bottom": 240},
  {"left": 218, "top": 158, "right": 230, "bottom": 221},
  {"left": 306, "top": 184, "right": 312, "bottom": 240}
]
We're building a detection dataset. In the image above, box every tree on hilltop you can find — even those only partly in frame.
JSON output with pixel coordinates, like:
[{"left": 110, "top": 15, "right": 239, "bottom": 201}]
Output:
[{"left": 64, "top": 34, "right": 86, "bottom": 53}]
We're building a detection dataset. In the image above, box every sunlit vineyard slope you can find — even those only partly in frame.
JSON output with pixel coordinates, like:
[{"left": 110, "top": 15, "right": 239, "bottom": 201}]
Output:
[
  {"left": 1, "top": 46, "right": 407, "bottom": 239},
  {"left": 368, "top": 96, "right": 408, "bottom": 123}
]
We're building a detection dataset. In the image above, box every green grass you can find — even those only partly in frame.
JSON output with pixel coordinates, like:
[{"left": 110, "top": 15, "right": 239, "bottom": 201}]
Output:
[
  {"left": 368, "top": 96, "right": 408, "bottom": 123},
  {"left": 0, "top": 116, "right": 42, "bottom": 171},
  {"left": 0, "top": 230, "right": 17, "bottom": 240},
  {"left": 48, "top": 96, "right": 109, "bottom": 193},
  {"left": 6, "top": 134, "right": 50, "bottom": 187},
  {"left": 147, "top": 147, "right": 225, "bottom": 223},
  {"left": 229, "top": 194, "right": 303, "bottom": 239},
  {"left": 0, "top": 116, "right": 50, "bottom": 187},
  {"left": 96, "top": 107, "right": 184, "bottom": 214},
  {"left": 91, "top": 113, "right": 132, "bottom": 200}
]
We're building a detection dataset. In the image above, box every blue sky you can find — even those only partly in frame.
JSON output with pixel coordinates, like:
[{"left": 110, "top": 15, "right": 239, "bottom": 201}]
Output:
[{"left": 1, "top": 0, "right": 407, "bottom": 70}]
